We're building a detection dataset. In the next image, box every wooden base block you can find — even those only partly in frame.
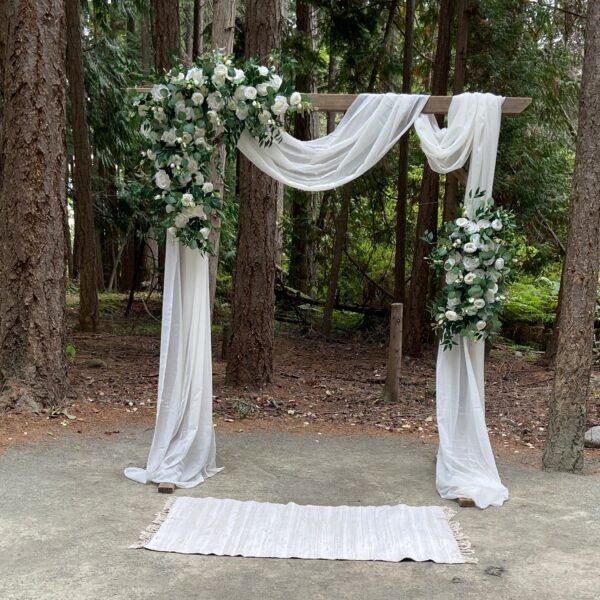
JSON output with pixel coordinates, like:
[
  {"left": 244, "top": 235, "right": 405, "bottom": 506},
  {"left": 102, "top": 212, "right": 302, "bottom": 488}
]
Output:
[
  {"left": 158, "top": 482, "right": 176, "bottom": 494},
  {"left": 458, "top": 497, "right": 475, "bottom": 508}
]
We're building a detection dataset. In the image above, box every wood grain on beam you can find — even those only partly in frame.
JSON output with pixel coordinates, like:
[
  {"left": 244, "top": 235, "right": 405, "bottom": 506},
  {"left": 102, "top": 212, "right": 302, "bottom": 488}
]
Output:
[{"left": 129, "top": 88, "right": 531, "bottom": 115}]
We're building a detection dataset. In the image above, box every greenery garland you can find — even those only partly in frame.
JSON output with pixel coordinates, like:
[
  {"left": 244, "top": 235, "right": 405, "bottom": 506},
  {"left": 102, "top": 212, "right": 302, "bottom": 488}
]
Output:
[
  {"left": 132, "top": 50, "right": 310, "bottom": 251},
  {"left": 426, "top": 195, "right": 519, "bottom": 350}
]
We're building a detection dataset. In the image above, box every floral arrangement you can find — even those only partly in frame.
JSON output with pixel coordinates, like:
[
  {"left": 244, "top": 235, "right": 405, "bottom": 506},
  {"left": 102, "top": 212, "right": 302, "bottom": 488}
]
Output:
[
  {"left": 427, "top": 196, "right": 519, "bottom": 350},
  {"left": 133, "top": 50, "right": 310, "bottom": 251}
]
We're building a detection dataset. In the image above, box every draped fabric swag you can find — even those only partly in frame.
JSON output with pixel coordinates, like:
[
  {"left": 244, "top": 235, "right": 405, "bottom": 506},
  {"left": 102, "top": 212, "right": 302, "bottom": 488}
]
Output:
[{"left": 125, "top": 92, "right": 508, "bottom": 509}]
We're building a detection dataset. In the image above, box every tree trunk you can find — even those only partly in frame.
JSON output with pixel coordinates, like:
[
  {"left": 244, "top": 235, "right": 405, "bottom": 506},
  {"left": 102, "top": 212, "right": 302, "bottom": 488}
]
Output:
[
  {"left": 208, "top": 0, "right": 236, "bottom": 315},
  {"left": 322, "top": 184, "right": 353, "bottom": 337},
  {"left": 543, "top": 0, "right": 600, "bottom": 473},
  {"left": 442, "top": 0, "right": 474, "bottom": 223},
  {"left": 66, "top": 0, "right": 99, "bottom": 332},
  {"left": 141, "top": 13, "right": 153, "bottom": 70},
  {"left": 404, "top": 0, "right": 455, "bottom": 355},
  {"left": 393, "top": 0, "right": 415, "bottom": 303},
  {"left": 0, "top": 0, "right": 68, "bottom": 411},
  {"left": 367, "top": 0, "right": 399, "bottom": 91},
  {"left": 152, "top": 0, "right": 180, "bottom": 72},
  {"left": 288, "top": 1, "right": 319, "bottom": 295},
  {"left": 193, "top": 0, "right": 206, "bottom": 58},
  {"left": 226, "top": 0, "right": 287, "bottom": 386}
]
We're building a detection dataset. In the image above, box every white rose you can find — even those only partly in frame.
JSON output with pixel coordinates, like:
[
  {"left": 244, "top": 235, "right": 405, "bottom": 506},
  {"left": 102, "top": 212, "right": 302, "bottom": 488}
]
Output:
[
  {"left": 194, "top": 127, "right": 205, "bottom": 141},
  {"left": 490, "top": 283, "right": 499, "bottom": 293},
  {"left": 171, "top": 72, "right": 185, "bottom": 82},
  {"left": 244, "top": 86, "right": 258, "bottom": 100},
  {"left": 464, "top": 272, "right": 476, "bottom": 285},
  {"left": 491, "top": 219, "right": 503, "bottom": 231},
  {"left": 232, "top": 68, "right": 245, "bottom": 84},
  {"left": 207, "top": 110, "right": 220, "bottom": 124},
  {"left": 165, "top": 204, "right": 175, "bottom": 213},
  {"left": 236, "top": 104, "right": 249, "bottom": 120},
  {"left": 256, "top": 83, "right": 268, "bottom": 96},
  {"left": 477, "top": 219, "right": 491, "bottom": 230},
  {"left": 268, "top": 74, "right": 282, "bottom": 91},
  {"left": 494, "top": 258, "right": 505, "bottom": 270},
  {"left": 151, "top": 84, "right": 168, "bottom": 102},
  {"left": 138, "top": 104, "right": 148, "bottom": 117},
  {"left": 476, "top": 320, "right": 487, "bottom": 331},
  {"left": 203, "top": 182, "right": 214, "bottom": 194},
  {"left": 227, "top": 98, "right": 238, "bottom": 110},
  {"left": 234, "top": 86, "right": 247, "bottom": 101},
  {"left": 187, "top": 158, "right": 199, "bottom": 173},
  {"left": 214, "top": 63, "right": 228, "bottom": 78},
  {"left": 484, "top": 290, "right": 496, "bottom": 303},
  {"left": 211, "top": 73, "right": 226, "bottom": 87},
  {"left": 191, "top": 93, "right": 204, "bottom": 107},
  {"left": 445, "top": 271, "right": 458, "bottom": 285},
  {"left": 185, "top": 67, "right": 204, "bottom": 85},
  {"left": 455, "top": 217, "right": 469, "bottom": 228},
  {"left": 473, "top": 299, "right": 486, "bottom": 309},
  {"left": 200, "top": 227, "right": 211, "bottom": 239},
  {"left": 155, "top": 169, "right": 171, "bottom": 190},
  {"left": 153, "top": 107, "right": 166, "bottom": 122},
  {"left": 181, "top": 193, "right": 195, "bottom": 207},
  {"left": 207, "top": 92, "right": 224, "bottom": 111},
  {"left": 447, "top": 297, "right": 461, "bottom": 308},
  {"left": 146, "top": 149, "right": 156, "bottom": 160},
  {"left": 181, "top": 132, "right": 193, "bottom": 145},
  {"left": 463, "top": 242, "right": 477, "bottom": 253},
  {"left": 174, "top": 213, "right": 189, "bottom": 228},
  {"left": 271, "top": 95, "right": 289, "bottom": 116},
  {"left": 161, "top": 129, "right": 177, "bottom": 146},
  {"left": 258, "top": 65, "right": 269, "bottom": 77},
  {"left": 444, "top": 310, "right": 460, "bottom": 322},
  {"left": 258, "top": 109, "right": 271, "bottom": 125},
  {"left": 289, "top": 91, "right": 302, "bottom": 106},
  {"left": 462, "top": 256, "right": 480, "bottom": 271},
  {"left": 194, "top": 173, "right": 205, "bottom": 185}
]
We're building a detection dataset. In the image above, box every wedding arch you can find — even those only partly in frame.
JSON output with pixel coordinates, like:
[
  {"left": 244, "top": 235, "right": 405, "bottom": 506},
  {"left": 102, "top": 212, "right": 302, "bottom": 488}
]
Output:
[{"left": 124, "top": 56, "right": 530, "bottom": 509}]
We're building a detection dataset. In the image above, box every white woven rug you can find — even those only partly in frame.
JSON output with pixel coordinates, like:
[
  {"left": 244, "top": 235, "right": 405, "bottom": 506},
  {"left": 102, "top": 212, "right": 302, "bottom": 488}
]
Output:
[{"left": 132, "top": 497, "right": 476, "bottom": 563}]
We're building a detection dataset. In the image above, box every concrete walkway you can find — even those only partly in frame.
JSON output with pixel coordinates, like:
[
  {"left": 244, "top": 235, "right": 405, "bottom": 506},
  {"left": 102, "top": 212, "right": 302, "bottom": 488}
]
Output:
[{"left": 1, "top": 428, "right": 598, "bottom": 600}]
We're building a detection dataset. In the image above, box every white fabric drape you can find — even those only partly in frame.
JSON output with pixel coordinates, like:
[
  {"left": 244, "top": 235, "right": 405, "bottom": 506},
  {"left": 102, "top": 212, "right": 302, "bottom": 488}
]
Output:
[
  {"left": 416, "top": 93, "right": 508, "bottom": 508},
  {"left": 237, "top": 93, "right": 429, "bottom": 191},
  {"left": 124, "top": 234, "right": 222, "bottom": 487},
  {"left": 127, "top": 92, "right": 507, "bottom": 508}
]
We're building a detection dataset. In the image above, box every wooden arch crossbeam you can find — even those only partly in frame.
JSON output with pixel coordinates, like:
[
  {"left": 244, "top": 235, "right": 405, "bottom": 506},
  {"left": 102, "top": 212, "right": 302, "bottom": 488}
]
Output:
[{"left": 307, "top": 94, "right": 531, "bottom": 114}]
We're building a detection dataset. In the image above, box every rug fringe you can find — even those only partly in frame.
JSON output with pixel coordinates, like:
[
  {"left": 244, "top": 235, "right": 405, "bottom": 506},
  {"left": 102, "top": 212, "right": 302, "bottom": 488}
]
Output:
[
  {"left": 442, "top": 507, "right": 478, "bottom": 564},
  {"left": 130, "top": 497, "right": 177, "bottom": 549}
]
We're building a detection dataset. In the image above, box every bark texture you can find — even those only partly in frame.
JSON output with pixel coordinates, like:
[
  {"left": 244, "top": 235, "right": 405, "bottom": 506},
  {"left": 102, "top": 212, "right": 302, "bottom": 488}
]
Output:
[
  {"left": 393, "top": 0, "right": 415, "bottom": 303},
  {"left": 208, "top": 0, "right": 237, "bottom": 315},
  {"left": 226, "top": 0, "right": 287, "bottom": 386},
  {"left": 152, "top": 0, "right": 181, "bottom": 72},
  {"left": 66, "top": 0, "right": 99, "bottom": 331},
  {"left": 0, "top": 0, "right": 68, "bottom": 411},
  {"left": 543, "top": 0, "right": 600, "bottom": 472},
  {"left": 404, "top": 0, "right": 455, "bottom": 355},
  {"left": 193, "top": 0, "right": 206, "bottom": 58},
  {"left": 288, "top": 1, "right": 319, "bottom": 295}
]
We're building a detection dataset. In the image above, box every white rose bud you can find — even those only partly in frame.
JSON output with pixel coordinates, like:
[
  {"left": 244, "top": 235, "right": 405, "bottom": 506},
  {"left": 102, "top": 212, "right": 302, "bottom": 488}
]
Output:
[
  {"left": 200, "top": 227, "right": 211, "bottom": 239},
  {"left": 444, "top": 310, "right": 460, "bottom": 322},
  {"left": 258, "top": 65, "right": 269, "bottom": 77},
  {"left": 494, "top": 258, "right": 505, "bottom": 270},
  {"left": 289, "top": 91, "right": 302, "bottom": 106},
  {"left": 244, "top": 86, "right": 258, "bottom": 100},
  {"left": 476, "top": 320, "right": 487, "bottom": 331},
  {"left": 491, "top": 219, "right": 503, "bottom": 231},
  {"left": 181, "top": 193, "right": 195, "bottom": 207}
]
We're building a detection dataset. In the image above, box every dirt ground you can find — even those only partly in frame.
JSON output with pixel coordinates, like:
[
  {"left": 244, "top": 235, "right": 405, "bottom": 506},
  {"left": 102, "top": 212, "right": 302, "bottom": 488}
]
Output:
[{"left": 1, "top": 300, "right": 599, "bottom": 470}]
